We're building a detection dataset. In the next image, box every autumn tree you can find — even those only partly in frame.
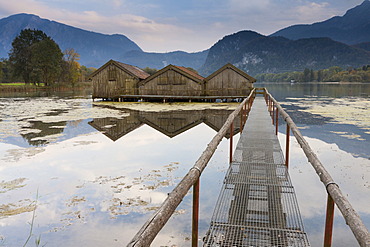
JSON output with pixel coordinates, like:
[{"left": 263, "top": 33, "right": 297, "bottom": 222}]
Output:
[
  {"left": 63, "top": 48, "right": 81, "bottom": 87},
  {"left": 80, "top": 65, "right": 96, "bottom": 81}
]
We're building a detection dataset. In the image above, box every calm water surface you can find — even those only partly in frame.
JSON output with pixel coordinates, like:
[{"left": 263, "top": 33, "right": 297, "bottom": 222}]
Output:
[{"left": 0, "top": 83, "right": 369, "bottom": 246}]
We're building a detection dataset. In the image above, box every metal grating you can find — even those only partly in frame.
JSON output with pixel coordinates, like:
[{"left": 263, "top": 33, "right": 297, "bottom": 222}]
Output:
[{"left": 203, "top": 96, "right": 309, "bottom": 247}]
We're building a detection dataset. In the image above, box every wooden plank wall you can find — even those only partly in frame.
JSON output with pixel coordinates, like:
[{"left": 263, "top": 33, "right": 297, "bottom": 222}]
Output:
[
  {"left": 93, "top": 64, "right": 140, "bottom": 98},
  {"left": 139, "top": 69, "right": 202, "bottom": 96},
  {"left": 205, "top": 68, "right": 253, "bottom": 96}
]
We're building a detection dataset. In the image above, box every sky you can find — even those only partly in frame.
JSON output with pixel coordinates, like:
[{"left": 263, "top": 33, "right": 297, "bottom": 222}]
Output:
[{"left": 0, "top": 0, "right": 365, "bottom": 52}]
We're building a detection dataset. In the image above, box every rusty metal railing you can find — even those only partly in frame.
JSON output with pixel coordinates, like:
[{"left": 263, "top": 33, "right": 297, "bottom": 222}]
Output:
[
  {"left": 262, "top": 87, "right": 370, "bottom": 247},
  {"left": 127, "top": 89, "right": 256, "bottom": 247}
]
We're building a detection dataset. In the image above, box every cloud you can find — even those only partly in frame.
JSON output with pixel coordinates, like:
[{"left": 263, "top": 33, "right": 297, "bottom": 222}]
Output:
[
  {"left": 0, "top": 0, "right": 196, "bottom": 52},
  {"left": 0, "top": 0, "right": 364, "bottom": 52},
  {"left": 294, "top": 2, "right": 336, "bottom": 23},
  {"left": 229, "top": 0, "right": 271, "bottom": 12}
]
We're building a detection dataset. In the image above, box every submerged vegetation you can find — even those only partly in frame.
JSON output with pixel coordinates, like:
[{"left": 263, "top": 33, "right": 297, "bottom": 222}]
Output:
[{"left": 256, "top": 65, "right": 370, "bottom": 83}]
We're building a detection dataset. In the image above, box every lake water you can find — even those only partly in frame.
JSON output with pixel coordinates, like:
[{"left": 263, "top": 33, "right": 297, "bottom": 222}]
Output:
[{"left": 0, "top": 83, "right": 369, "bottom": 246}]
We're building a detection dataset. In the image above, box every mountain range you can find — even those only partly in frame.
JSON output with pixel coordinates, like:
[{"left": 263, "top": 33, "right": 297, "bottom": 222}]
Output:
[
  {"left": 199, "top": 0, "right": 370, "bottom": 75},
  {"left": 271, "top": 0, "right": 370, "bottom": 45},
  {"left": 0, "top": 0, "right": 370, "bottom": 76},
  {"left": 199, "top": 31, "right": 370, "bottom": 76}
]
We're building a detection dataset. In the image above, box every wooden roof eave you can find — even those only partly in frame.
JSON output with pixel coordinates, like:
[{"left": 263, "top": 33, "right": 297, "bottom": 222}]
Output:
[
  {"left": 88, "top": 59, "right": 115, "bottom": 79},
  {"left": 205, "top": 63, "right": 257, "bottom": 83},
  {"left": 88, "top": 59, "right": 147, "bottom": 80}
]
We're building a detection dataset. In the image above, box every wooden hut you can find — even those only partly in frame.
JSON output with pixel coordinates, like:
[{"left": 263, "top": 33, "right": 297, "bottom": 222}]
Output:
[
  {"left": 90, "top": 60, "right": 149, "bottom": 100},
  {"left": 138, "top": 65, "right": 204, "bottom": 97},
  {"left": 204, "top": 63, "right": 256, "bottom": 96}
]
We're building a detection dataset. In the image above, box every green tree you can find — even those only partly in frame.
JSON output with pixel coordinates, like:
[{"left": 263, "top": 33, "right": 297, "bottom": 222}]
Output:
[
  {"left": 30, "top": 38, "right": 63, "bottom": 85},
  {"left": 9, "top": 29, "right": 48, "bottom": 83},
  {"left": 317, "top": 70, "right": 323, "bottom": 82},
  {"left": 0, "top": 58, "right": 19, "bottom": 82},
  {"left": 303, "top": 68, "right": 310, "bottom": 82},
  {"left": 0, "top": 60, "right": 3, "bottom": 82},
  {"left": 142, "top": 67, "right": 158, "bottom": 75}
]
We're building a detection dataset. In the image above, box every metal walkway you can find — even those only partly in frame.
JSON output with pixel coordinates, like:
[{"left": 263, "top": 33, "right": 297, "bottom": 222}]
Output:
[{"left": 204, "top": 96, "right": 310, "bottom": 247}]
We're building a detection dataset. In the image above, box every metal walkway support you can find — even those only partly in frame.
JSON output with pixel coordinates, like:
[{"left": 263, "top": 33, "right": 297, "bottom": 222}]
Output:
[{"left": 203, "top": 96, "right": 309, "bottom": 246}]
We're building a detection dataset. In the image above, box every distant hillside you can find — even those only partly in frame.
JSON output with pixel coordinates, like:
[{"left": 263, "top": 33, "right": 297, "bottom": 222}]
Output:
[
  {"left": 271, "top": 0, "right": 370, "bottom": 45},
  {"left": 122, "top": 50, "right": 209, "bottom": 70},
  {"left": 0, "top": 13, "right": 142, "bottom": 67},
  {"left": 199, "top": 30, "right": 370, "bottom": 76},
  {"left": 354, "top": 42, "right": 370, "bottom": 52},
  {"left": 0, "top": 13, "right": 208, "bottom": 70}
]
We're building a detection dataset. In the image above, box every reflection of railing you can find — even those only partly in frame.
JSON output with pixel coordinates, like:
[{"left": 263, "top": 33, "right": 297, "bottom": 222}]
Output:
[
  {"left": 262, "top": 87, "right": 370, "bottom": 247},
  {"left": 127, "top": 89, "right": 255, "bottom": 247}
]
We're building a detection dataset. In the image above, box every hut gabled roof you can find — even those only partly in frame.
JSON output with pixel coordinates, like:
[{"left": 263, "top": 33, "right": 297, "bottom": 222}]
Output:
[
  {"left": 139, "top": 64, "right": 204, "bottom": 86},
  {"left": 205, "top": 63, "right": 256, "bottom": 83},
  {"left": 173, "top": 66, "right": 205, "bottom": 81},
  {"left": 89, "top": 59, "right": 150, "bottom": 80}
]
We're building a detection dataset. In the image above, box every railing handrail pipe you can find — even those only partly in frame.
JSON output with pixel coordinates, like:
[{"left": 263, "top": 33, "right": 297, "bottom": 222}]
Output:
[
  {"left": 264, "top": 88, "right": 370, "bottom": 247},
  {"left": 127, "top": 89, "right": 256, "bottom": 247}
]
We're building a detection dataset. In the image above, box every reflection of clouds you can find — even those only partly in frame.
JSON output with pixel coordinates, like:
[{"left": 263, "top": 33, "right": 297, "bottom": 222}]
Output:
[
  {"left": 286, "top": 133, "right": 370, "bottom": 213},
  {"left": 0, "top": 122, "right": 223, "bottom": 245},
  {"left": 281, "top": 132, "right": 370, "bottom": 246}
]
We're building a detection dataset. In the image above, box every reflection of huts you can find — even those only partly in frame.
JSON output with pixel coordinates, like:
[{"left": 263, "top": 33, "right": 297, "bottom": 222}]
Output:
[
  {"left": 203, "top": 109, "right": 241, "bottom": 138},
  {"left": 90, "top": 60, "right": 149, "bottom": 100},
  {"left": 138, "top": 65, "right": 204, "bottom": 96},
  {"left": 204, "top": 63, "right": 256, "bottom": 96},
  {"left": 88, "top": 107, "right": 242, "bottom": 141},
  {"left": 140, "top": 111, "right": 204, "bottom": 138},
  {"left": 88, "top": 114, "right": 143, "bottom": 141}
]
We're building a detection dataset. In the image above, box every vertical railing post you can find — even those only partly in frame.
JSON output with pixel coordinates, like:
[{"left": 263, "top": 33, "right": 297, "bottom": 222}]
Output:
[
  {"left": 229, "top": 121, "right": 234, "bottom": 164},
  {"left": 264, "top": 92, "right": 267, "bottom": 104},
  {"left": 275, "top": 107, "right": 279, "bottom": 135},
  {"left": 243, "top": 101, "right": 247, "bottom": 131},
  {"left": 240, "top": 106, "right": 243, "bottom": 133},
  {"left": 192, "top": 179, "right": 200, "bottom": 247},
  {"left": 272, "top": 102, "right": 275, "bottom": 124},
  {"left": 324, "top": 193, "right": 335, "bottom": 247},
  {"left": 285, "top": 124, "right": 290, "bottom": 167}
]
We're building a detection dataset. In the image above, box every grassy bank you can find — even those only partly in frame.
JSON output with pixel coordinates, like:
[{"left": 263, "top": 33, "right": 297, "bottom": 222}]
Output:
[{"left": 0, "top": 81, "right": 91, "bottom": 93}]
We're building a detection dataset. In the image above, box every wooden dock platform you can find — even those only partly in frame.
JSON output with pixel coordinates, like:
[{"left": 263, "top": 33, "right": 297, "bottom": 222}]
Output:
[{"left": 203, "top": 95, "right": 310, "bottom": 246}]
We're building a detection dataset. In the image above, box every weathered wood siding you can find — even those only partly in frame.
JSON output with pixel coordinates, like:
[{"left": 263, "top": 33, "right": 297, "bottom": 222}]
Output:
[
  {"left": 139, "top": 69, "right": 202, "bottom": 96},
  {"left": 205, "top": 68, "right": 253, "bottom": 96},
  {"left": 92, "top": 64, "right": 140, "bottom": 98}
]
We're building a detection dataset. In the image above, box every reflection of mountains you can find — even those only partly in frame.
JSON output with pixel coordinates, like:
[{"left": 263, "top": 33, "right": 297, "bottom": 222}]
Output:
[{"left": 88, "top": 107, "right": 242, "bottom": 141}]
